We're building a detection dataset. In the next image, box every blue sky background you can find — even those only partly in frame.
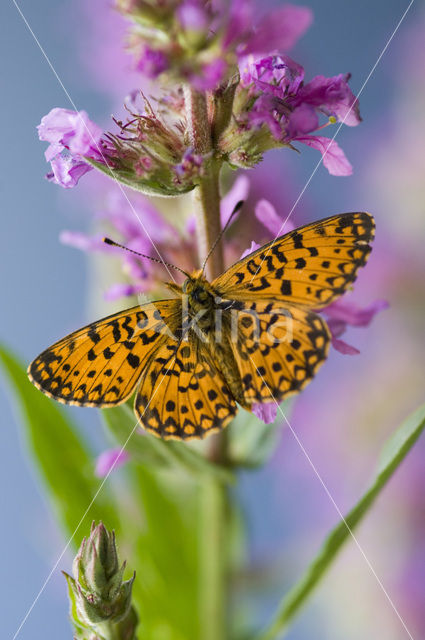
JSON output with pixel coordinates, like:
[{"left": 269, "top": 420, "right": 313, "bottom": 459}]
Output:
[{"left": 1, "top": 1, "right": 420, "bottom": 638}]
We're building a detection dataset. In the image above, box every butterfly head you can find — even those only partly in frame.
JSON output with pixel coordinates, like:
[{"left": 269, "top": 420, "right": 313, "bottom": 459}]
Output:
[{"left": 181, "top": 271, "right": 216, "bottom": 314}]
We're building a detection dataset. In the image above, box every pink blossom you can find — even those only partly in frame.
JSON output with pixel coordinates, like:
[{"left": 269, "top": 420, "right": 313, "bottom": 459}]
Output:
[
  {"left": 240, "top": 240, "right": 261, "bottom": 259},
  {"left": 46, "top": 155, "right": 93, "bottom": 189},
  {"left": 242, "top": 55, "right": 359, "bottom": 175},
  {"left": 322, "top": 298, "right": 389, "bottom": 355},
  {"left": 243, "top": 5, "right": 313, "bottom": 55},
  {"left": 38, "top": 108, "right": 104, "bottom": 187},
  {"left": 95, "top": 448, "right": 130, "bottom": 477},
  {"left": 252, "top": 403, "right": 278, "bottom": 424},
  {"left": 255, "top": 199, "right": 295, "bottom": 236},
  {"left": 136, "top": 46, "right": 169, "bottom": 78},
  {"left": 294, "top": 136, "right": 353, "bottom": 176},
  {"left": 38, "top": 108, "right": 103, "bottom": 159}
]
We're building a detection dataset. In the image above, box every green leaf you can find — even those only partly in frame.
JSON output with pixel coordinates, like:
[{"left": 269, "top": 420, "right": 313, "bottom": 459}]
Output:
[
  {"left": 0, "top": 343, "right": 118, "bottom": 541},
  {"left": 256, "top": 402, "right": 425, "bottom": 640},
  {"left": 85, "top": 158, "right": 195, "bottom": 197}
]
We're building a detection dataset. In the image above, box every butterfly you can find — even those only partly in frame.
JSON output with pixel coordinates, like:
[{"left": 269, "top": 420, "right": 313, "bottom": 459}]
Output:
[{"left": 28, "top": 211, "right": 374, "bottom": 440}]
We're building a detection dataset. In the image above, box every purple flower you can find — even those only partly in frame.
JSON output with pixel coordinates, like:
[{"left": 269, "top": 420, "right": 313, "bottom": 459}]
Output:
[
  {"left": 46, "top": 155, "right": 94, "bottom": 189},
  {"left": 38, "top": 108, "right": 104, "bottom": 187},
  {"left": 322, "top": 298, "right": 389, "bottom": 354},
  {"left": 293, "top": 135, "right": 353, "bottom": 176},
  {"left": 240, "top": 240, "right": 261, "bottom": 259},
  {"left": 177, "top": 1, "right": 209, "bottom": 32},
  {"left": 131, "top": 1, "right": 313, "bottom": 90},
  {"left": 252, "top": 402, "right": 278, "bottom": 424},
  {"left": 136, "top": 46, "right": 169, "bottom": 78},
  {"left": 189, "top": 59, "right": 228, "bottom": 91},
  {"left": 243, "top": 5, "right": 313, "bottom": 55},
  {"left": 95, "top": 448, "right": 130, "bottom": 477},
  {"left": 255, "top": 199, "right": 295, "bottom": 235},
  {"left": 294, "top": 73, "right": 361, "bottom": 127},
  {"left": 241, "top": 55, "right": 360, "bottom": 175}
]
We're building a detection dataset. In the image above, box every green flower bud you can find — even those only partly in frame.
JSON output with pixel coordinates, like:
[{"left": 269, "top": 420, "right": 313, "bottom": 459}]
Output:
[{"left": 64, "top": 522, "right": 138, "bottom": 640}]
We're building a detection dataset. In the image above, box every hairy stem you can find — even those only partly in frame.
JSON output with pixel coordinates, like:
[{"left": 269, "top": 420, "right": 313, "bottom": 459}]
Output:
[
  {"left": 184, "top": 86, "right": 224, "bottom": 281},
  {"left": 184, "top": 85, "right": 229, "bottom": 639}
]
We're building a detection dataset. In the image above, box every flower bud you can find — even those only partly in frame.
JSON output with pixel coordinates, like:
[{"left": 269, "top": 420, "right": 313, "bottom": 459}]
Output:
[{"left": 64, "top": 522, "right": 138, "bottom": 638}]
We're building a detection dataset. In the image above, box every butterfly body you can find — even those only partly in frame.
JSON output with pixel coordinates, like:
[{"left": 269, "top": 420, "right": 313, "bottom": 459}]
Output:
[{"left": 29, "top": 212, "right": 375, "bottom": 440}]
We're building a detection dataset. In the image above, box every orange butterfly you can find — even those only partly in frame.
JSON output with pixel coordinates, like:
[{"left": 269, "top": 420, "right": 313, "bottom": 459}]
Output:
[{"left": 28, "top": 211, "right": 374, "bottom": 440}]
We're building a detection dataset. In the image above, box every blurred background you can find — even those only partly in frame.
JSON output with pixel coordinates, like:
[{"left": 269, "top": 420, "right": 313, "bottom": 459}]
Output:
[{"left": 1, "top": 0, "right": 424, "bottom": 638}]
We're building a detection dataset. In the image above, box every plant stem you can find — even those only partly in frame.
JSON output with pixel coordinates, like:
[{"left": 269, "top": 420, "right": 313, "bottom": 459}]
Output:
[
  {"left": 184, "top": 85, "right": 224, "bottom": 281},
  {"left": 199, "top": 475, "right": 227, "bottom": 640},
  {"left": 184, "top": 85, "right": 229, "bottom": 640}
]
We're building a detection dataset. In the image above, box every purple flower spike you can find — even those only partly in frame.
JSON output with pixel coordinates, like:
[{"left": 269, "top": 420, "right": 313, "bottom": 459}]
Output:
[
  {"left": 95, "top": 448, "right": 130, "bottom": 477},
  {"left": 252, "top": 403, "right": 277, "bottom": 424}
]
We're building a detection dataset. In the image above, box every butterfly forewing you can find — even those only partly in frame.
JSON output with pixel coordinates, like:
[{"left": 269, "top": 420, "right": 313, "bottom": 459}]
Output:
[
  {"left": 134, "top": 333, "right": 237, "bottom": 439},
  {"left": 213, "top": 212, "right": 374, "bottom": 308},
  {"left": 28, "top": 300, "right": 181, "bottom": 406}
]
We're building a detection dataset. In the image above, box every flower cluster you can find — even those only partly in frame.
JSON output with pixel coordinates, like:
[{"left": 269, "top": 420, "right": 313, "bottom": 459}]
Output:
[
  {"left": 118, "top": 0, "right": 312, "bottom": 91},
  {"left": 220, "top": 55, "right": 361, "bottom": 174},
  {"left": 38, "top": 98, "right": 204, "bottom": 195},
  {"left": 38, "top": 2, "right": 361, "bottom": 195}
]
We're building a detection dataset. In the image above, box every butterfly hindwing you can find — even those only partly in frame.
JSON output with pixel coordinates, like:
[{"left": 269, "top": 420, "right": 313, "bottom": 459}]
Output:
[
  {"left": 225, "top": 300, "right": 330, "bottom": 405},
  {"left": 134, "top": 332, "right": 237, "bottom": 439},
  {"left": 28, "top": 300, "right": 181, "bottom": 406},
  {"left": 213, "top": 212, "right": 374, "bottom": 308}
]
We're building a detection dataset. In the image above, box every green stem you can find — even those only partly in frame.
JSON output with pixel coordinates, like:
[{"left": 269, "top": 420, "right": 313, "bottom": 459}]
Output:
[
  {"left": 184, "top": 85, "right": 224, "bottom": 281},
  {"left": 184, "top": 85, "right": 229, "bottom": 640},
  {"left": 199, "top": 476, "right": 227, "bottom": 640}
]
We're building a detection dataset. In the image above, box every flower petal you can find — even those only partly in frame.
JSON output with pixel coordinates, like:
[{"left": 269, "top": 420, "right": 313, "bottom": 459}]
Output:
[
  {"left": 331, "top": 337, "right": 360, "bottom": 356},
  {"left": 240, "top": 240, "right": 261, "bottom": 259},
  {"left": 324, "top": 299, "right": 389, "bottom": 327},
  {"left": 252, "top": 403, "right": 277, "bottom": 424},
  {"left": 95, "top": 449, "right": 130, "bottom": 477},
  {"left": 295, "top": 135, "right": 353, "bottom": 176},
  {"left": 244, "top": 5, "right": 313, "bottom": 54},
  {"left": 255, "top": 199, "right": 294, "bottom": 236}
]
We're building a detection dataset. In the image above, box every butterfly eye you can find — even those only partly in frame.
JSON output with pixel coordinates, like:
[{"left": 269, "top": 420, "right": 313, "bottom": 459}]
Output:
[{"left": 192, "top": 287, "right": 207, "bottom": 303}]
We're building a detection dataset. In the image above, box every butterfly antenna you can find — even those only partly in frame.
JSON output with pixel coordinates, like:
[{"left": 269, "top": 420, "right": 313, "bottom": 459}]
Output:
[
  {"left": 201, "top": 200, "right": 244, "bottom": 273},
  {"left": 103, "top": 238, "right": 191, "bottom": 278}
]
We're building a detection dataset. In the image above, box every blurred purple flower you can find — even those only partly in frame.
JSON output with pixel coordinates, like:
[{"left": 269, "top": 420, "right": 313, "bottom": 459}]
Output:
[
  {"left": 95, "top": 448, "right": 129, "bottom": 477},
  {"left": 38, "top": 108, "right": 105, "bottom": 187},
  {"left": 255, "top": 199, "right": 295, "bottom": 235},
  {"left": 240, "top": 240, "right": 261, "bottom": 260},
  {"left": 136, "top": 46, "right": 169, "bottom": 78},
  {"left": 131, "top": 1, "right": 312, "bottom": 90},
  {"left": 252, "top": 402, "right": 277, "bottom": 424},
  {"left": 322, "top": 298, "right": 389, "bottom": 355},
  {"left": 242, "top": 4, "right": 313, "bottom": 55}
]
